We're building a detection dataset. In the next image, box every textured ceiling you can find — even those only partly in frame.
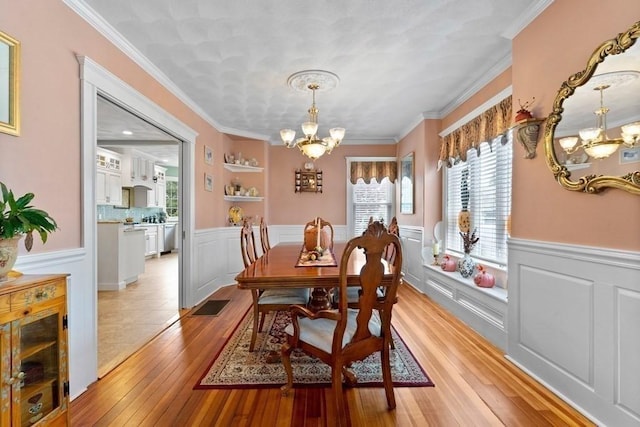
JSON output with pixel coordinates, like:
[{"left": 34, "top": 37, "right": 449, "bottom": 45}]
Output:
[{"left": 78, "top": 0, "right": 549, "bottom": 147}]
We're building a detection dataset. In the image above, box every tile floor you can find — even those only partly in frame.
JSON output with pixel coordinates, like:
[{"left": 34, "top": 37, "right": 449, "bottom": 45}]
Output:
[{"left": 98, "top": 252, "right": 181, "bottom": 377}]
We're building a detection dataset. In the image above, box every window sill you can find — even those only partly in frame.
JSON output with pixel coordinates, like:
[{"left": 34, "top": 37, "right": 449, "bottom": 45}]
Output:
[{"left": 423, "top": 263, "right": 508, "bottom": 303}]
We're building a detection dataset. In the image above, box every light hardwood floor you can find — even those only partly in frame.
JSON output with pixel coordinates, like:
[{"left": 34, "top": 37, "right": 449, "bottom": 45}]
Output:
[
  {"left": 75, "top": 280, "right": 594, "bottom": 426},
  {"left": 98, "top": 252, "right": 183, "bottom": 377}
]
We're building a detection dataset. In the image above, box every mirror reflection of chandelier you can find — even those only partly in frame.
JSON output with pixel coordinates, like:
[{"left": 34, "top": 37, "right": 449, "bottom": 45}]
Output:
[
  {"left": 559, "top": 82, "right": 640, "bottom": 159},
  {"left": 280, "top": 70, "right": 345, "bottom": 160}
]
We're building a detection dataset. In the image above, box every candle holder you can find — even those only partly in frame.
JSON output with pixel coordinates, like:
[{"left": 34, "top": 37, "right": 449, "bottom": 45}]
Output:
[{"left": 432, "top": 253, "right": 440, "bottom": 266}]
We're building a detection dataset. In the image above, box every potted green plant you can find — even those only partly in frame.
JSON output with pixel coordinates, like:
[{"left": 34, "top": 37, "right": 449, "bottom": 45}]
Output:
[{"left": 0, "top": 182, "right": 57, "bottom": 280}]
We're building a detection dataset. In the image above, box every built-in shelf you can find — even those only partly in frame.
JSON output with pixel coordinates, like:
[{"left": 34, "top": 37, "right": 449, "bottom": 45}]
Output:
[
  {"left": 223, "top": 163, "right": 263, "bottom": 173},
  {"left": 564, "top": 162, "right": 591, "bottom": 171},
  {"left": 224, "top": 195, "right": 264, "bottom": 202}
]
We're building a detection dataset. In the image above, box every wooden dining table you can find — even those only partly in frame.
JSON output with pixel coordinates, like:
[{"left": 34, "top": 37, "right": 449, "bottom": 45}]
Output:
[{"left": 235, "top": 242, "right": 394, "bottom": 311}]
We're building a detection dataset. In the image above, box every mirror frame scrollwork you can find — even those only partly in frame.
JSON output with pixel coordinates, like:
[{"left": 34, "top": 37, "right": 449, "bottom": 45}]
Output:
[{"left": 544, "top": 21, "right": 640, "bottom": 195}]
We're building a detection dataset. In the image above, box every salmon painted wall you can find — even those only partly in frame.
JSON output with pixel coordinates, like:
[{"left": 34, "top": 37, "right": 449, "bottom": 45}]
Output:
[
  {"left": 511, "top": 0, "right": 640, "bottom": 250},
  {"left": 396, "top": 118, "right": 442, "bottom": 241},
  {"left": 0, "top": 1, "right": 226, "bottom": 255},
  {"left": 267, "top": 144, "right": 397, "bottom": 225}
]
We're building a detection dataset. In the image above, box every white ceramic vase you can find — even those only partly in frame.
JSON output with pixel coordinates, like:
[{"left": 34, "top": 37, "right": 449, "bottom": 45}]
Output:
[
  {"left": 457, "top": 252, "right": 476, "bottom": 279},
  {"left": 0, "top": 236, "right": 22, "bottom": 281}
]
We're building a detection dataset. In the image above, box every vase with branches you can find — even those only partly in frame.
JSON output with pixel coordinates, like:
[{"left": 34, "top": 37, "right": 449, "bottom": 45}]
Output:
[{"left": 457, "top": 228, "right": 478, "bottom": 278}]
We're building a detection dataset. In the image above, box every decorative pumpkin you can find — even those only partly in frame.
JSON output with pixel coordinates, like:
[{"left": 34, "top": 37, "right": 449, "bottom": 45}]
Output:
[
  {"left": 473, "top": 265, "right": 495, "bottom": 288},
  {"left": 440, "top": 255, "right": 456, "bottom": 272},
  {"left": 304, "top": 227, "right": 330, "bottom": 252},
  {"left": 457, "top": 210, "right": 471, "bottom": 233}
]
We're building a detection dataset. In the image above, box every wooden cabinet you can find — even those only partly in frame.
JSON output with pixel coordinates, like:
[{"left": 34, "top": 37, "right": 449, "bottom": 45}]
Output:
[
  {"left": 0, "top": 274, "right": 70, "bottom": 427},
  {"left": 295, "top": 169, "right": 323, "bottom": 193},
  {"left": 96, "top": 148, "right": 123, "bottom": 206}
]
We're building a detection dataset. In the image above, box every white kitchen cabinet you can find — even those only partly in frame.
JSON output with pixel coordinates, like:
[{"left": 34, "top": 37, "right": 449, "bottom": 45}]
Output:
[
  {"left": 132, "top": 165, "right": 166, "bottom": 208},
  {"left": 136, "top": 225, "right": 159, "bottom": 257},
  {"left": 96, "top": 148, "right": 123, "bottom": 206},
  {"left": 157, "top": 224, "right": 165, "bottom": 254},
  {"left": 155, "top": 166, "right": 166, "bottom": 208},
  {"left": 97, "top": 223, "right": 145, "bottom": 290}
]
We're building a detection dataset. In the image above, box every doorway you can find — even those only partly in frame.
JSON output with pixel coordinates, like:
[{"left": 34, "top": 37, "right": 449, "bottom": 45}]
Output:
[
  {"left": 96, "top": 96, "right": 182, "bottom": 376},
  {"left": 80, "top": 55, "right": 197, "bottom": 383}
]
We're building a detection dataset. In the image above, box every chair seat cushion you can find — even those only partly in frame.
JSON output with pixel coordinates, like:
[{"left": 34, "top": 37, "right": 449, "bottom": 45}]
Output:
[
  {"left": 259, "top": 288, "right": 309, "bottom": 305},
  {"left": 284, "top": 309, "right": 381, "bottom": 353}
]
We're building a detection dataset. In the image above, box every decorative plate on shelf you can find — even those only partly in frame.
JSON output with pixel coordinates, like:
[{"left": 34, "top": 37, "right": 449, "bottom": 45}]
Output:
[
  {"left": 225, "top": 184, "right": 234, "bottom": 196},
  {"left": 248, "top": 187, "right": 259, "bottom": 197},
  {"left": 228, "top": 206, "right": 244, "bottom": 225}
]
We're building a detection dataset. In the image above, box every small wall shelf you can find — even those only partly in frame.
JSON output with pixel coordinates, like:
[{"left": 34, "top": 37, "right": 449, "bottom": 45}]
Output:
[
  {"left": 224, "top": 195, "right": 264, "bottom": 202},
  {"left": 223, "top": 163, "right": 263, "bottom": 173},
  {"left": 295, "top": 169, "right": 323, "bottom": 193}
]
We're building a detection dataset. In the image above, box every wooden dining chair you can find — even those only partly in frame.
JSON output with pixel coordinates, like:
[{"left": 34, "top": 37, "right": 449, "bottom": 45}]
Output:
[
  {"left": 383, "top": 216, "right": 400, "bottom": 264},
  {"left": 281, "top": 221, "right": 403, "bottom": 425},
  {"left": 344, "top": 219, "right": 401, "bottom": 348},
  {"left": 303, "top": 217, "right": 334, "bottom": 250},
  {"left": 259, "top": 217, "right": 271, "bottom": 254},
  {"left": 240, "top": 219, "right": 309, "bottom": 352}
]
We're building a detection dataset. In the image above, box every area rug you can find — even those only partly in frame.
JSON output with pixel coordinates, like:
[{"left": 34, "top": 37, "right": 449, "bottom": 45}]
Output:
[{"left": 194, "top": 309, "right": 434, "bottom": 389}]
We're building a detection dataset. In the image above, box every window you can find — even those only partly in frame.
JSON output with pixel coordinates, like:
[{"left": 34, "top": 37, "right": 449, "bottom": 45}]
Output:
[
  {"left": 351, "top": 177, "right": 395, "bottom": 236},
  {"left": 444, "top": 133, "right": 512, "bottom": 267},
  {"left": 165, "top": 177, "right": 178, "bottom": 218}
]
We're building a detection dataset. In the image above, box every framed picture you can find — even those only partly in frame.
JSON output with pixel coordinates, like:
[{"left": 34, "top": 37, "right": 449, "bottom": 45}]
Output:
[
  {"left": 400, "top": 152, "right": 414, "bottom": 214},
  {"left": 0, "top": 30, "right": 20, "bottom": 136},
  {"left": 619, "top": 146, "right": 640, "bottom": 164},
  {"left": 204, "top": 145, "right": 213, "bottom": 165},
  {"left": 204, "top": 173, "right": 213, "bottom": 191}
]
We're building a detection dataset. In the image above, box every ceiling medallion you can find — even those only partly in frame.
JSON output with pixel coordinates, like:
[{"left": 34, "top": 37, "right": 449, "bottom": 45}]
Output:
[{"left": 287, "top": 70, "right": 340, "bottom": 93}]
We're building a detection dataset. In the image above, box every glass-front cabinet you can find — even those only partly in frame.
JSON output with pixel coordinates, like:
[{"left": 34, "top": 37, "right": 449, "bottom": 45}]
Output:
[{"left": 0, "top": 274, "right": 69, "bottom": 426}]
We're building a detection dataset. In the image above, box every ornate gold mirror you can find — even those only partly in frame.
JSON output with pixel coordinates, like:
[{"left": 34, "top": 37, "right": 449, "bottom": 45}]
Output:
[
  {"left": 0, "top": 30, "right": 20, "bottom": 136},
  {"left": 544, "top": 21, "right": 640, "bottom": 194}
]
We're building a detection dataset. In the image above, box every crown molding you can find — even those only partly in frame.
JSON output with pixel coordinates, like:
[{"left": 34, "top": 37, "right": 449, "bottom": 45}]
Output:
[
  {"left": 395, "top": 52, "right": 511, "bottom": 142},
  {"left": 500, "top": 0, "right": 555, "bottom": 40},
  {"left": 63, "top": 0, "right": 222, "bottom": 133}
]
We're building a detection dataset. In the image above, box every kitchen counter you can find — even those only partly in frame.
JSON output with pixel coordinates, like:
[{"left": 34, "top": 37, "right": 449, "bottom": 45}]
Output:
[{"left": 97, "top": 223, "right": 145, "bottom": 290}]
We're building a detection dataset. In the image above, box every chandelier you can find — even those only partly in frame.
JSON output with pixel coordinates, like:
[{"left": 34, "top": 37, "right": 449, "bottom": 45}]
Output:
[
  {"left": 280, "top": 71, "right": 345, "bottom": 160},
  {"left": 559, "top": 83, "right": 640, "bottom": 160}
]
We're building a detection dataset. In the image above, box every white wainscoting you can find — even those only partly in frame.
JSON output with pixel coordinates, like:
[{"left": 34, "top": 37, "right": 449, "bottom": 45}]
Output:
[
  {"left": 397, "top": 225, "right": 509, "bottom": 350},
  {"left": 397, "top": 226, "right": 425, "bottom": 287},
  {"left": 507, "top": 238, "right": 640, "bottom": 427},
  {"left": 14, "top": 248, "right": 95, "bottom": 400},
  {"left": 422, "top": 265, "right": 508, "bottom": 349}
]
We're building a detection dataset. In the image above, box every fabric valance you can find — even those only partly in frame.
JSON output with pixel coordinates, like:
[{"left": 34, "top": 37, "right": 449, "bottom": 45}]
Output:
[
  {"left": 438, "top": 96, "right": 512, "bottom": 168},
  {"left": 349, "top": 161, "right": 397, "bottom": 184}
]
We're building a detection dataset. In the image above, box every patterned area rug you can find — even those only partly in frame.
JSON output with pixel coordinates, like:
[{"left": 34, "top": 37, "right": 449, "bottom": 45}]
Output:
[{"left": 194, "top": 309, "right": 434, "bottom": 389}]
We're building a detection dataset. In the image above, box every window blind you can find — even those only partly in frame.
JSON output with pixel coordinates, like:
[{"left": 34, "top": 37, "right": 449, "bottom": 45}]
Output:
[
  {"left": 445, "top": 133, "right": 512, "bottom": 266},
  {"left": 352, "top": 177, "right": 395, "bottom": 236}
]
